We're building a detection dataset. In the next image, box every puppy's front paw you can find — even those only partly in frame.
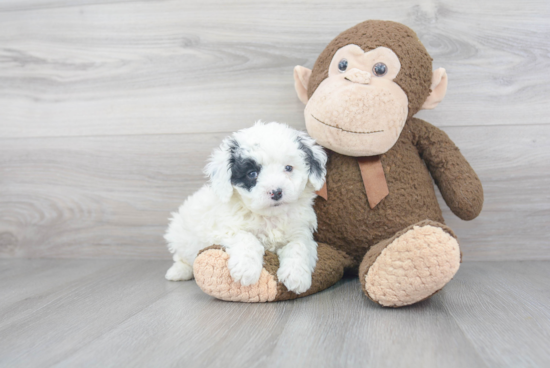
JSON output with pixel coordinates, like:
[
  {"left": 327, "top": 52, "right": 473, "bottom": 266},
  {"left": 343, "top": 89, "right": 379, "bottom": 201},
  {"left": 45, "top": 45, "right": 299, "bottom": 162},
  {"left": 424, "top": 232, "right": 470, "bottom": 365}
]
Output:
[
  {"left": 227, "top": 252, "right": 263, "bottom": 286},
  {"left": 277, "top": 264, "right": 312, "bottom": 294}
]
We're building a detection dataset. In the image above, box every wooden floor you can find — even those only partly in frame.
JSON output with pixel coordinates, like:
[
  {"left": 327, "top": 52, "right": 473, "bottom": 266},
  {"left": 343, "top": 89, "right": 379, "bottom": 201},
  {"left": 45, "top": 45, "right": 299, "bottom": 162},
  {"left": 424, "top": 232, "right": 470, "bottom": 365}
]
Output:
[{"left": 1, "top": 259, "right": 548, "bottom": 368}]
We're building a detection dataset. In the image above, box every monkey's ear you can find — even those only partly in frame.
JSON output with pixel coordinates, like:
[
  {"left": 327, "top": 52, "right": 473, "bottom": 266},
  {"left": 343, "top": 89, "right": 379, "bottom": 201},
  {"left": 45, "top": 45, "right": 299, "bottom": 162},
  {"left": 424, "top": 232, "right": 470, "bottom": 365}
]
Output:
[
  {"left": 294, "top": 66, "right": 312, "bottom": 105},
  {"left": 421, "top": 68, "right": 448, "bottom": 110},
  {"left": 203, "top": 139, "right": 234, "bottom": 203}
]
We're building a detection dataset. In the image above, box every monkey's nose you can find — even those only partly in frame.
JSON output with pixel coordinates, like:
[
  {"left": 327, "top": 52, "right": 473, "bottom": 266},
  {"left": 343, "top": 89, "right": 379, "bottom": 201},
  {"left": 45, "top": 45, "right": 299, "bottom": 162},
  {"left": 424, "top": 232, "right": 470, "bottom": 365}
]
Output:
[
  {"left": 270, "top": 188, "right": 283, "bottom": 201},
  {"left": 344, "top": 68, "right": 371, "bottom": 84}
]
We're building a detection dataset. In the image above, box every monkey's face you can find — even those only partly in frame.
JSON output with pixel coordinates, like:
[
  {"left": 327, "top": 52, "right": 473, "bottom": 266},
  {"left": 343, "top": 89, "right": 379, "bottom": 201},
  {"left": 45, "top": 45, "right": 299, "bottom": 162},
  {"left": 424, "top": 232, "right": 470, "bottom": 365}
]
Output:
[
  {"left": 295, "top": 21, "right": 447, "bottom": 157},
  {"left": 304, "top": 45, "right": 408, "bottom": 157}
]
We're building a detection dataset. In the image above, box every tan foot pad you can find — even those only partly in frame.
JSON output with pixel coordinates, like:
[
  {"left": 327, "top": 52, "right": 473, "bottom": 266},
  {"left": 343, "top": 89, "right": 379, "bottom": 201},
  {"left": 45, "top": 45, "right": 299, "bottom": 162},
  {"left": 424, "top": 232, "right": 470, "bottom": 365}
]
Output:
[
  {"left": 365, "top": 225, "right": 461, "bottom": 307},
  {"left": 193, "top": 249, "right": 278, "bottom": 302}
]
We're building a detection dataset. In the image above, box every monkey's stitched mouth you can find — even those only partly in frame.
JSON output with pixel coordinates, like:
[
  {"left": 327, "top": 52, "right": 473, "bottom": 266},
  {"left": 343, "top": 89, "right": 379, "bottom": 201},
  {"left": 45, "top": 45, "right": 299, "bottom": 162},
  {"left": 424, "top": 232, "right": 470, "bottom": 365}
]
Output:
[{"left": 311, "top": 115, "right": 384, "bottom": 135}]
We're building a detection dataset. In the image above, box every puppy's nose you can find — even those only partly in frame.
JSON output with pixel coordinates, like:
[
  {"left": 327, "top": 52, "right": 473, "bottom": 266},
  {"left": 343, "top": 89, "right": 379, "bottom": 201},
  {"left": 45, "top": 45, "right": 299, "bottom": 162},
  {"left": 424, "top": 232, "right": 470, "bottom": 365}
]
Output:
[{"left": 270, "top": 188, "right": 283, "bottom": 201}]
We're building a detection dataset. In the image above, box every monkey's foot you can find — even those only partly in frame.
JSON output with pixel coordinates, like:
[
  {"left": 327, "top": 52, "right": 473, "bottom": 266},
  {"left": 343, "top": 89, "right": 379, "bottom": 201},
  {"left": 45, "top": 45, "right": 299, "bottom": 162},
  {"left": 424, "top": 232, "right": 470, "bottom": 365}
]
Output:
[
  {"left": 194, "top": 244, "right": 351, "bottom": 302},
  {"left": 359, "top": 220, "right": 461, "bottom": 307},
  {"left": 193, "top": 246, "right": 279, "bottom": 302}
]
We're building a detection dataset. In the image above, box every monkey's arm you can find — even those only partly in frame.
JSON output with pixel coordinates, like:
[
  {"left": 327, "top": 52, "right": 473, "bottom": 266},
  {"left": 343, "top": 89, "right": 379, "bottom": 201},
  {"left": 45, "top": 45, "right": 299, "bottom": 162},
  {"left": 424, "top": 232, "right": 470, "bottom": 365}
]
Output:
[{"left": 410, "top": 118, "right": 483, "bottom": 220}]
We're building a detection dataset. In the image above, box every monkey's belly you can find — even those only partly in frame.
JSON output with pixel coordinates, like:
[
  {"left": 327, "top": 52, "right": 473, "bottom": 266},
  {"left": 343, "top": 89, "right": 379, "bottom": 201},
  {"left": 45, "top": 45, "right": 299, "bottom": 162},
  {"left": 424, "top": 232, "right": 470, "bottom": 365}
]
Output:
[{"left": 313, "top": 149, "right": 444, "bottom": 266}]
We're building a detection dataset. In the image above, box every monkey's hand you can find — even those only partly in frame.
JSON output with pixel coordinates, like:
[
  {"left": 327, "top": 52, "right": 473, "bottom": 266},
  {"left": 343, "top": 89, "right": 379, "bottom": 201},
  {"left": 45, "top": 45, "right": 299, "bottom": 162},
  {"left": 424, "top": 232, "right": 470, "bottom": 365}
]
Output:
[{"left": 412, "top": 118, "right": 484, "bottom": 220}]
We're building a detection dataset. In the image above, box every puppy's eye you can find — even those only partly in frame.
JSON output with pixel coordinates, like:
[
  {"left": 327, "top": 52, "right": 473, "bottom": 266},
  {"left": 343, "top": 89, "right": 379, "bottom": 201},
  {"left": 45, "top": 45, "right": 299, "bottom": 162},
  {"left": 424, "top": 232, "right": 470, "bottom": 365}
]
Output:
[
  {"left": 338, "top": 59, "right": 348, "bottom": 73},
  {"left": 285, "top": 165, "right": 293, "bottom": 172},
  {"left": 247, "top": 171, "right": 258, "bottom": 179},
  {"left": 373, "top": 62, "right": 387, "bottom": 76}
]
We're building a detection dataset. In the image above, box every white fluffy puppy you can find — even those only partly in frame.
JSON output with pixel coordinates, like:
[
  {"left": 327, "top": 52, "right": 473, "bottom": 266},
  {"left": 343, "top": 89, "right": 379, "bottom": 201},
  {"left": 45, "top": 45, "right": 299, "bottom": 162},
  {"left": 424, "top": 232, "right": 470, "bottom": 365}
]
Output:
[{"left": 164, "top": 122, "right": 327, "bottom": 294}]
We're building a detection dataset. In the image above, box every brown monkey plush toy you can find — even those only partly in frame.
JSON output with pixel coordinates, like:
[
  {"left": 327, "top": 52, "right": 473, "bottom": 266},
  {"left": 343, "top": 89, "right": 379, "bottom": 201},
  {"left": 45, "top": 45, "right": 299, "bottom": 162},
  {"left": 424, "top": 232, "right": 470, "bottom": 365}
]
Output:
[{"left": 193, "top": 20, "right": 483, "bottom": 307}]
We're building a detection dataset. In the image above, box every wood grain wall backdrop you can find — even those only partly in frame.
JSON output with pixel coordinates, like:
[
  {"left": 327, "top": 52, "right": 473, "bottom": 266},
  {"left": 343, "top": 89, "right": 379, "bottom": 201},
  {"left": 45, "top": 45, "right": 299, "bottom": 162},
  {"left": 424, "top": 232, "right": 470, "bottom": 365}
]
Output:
[{"left": 0, "top": 0, "right": 549, "bottom": 260}]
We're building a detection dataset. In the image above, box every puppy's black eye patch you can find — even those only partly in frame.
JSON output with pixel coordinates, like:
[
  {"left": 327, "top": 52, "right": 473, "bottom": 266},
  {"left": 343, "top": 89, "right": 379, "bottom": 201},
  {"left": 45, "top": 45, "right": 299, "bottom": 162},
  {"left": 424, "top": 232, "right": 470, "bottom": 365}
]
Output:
[{"left": 228, "top": 143, "right": 261, "bottom": 191}]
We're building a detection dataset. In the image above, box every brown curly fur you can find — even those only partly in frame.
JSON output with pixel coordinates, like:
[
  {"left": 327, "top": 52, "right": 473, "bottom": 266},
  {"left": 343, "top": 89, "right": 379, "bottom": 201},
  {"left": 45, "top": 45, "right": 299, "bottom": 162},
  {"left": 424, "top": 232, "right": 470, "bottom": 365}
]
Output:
[{"left": 313, "top": 117, "right": 483, "bottom": 271}]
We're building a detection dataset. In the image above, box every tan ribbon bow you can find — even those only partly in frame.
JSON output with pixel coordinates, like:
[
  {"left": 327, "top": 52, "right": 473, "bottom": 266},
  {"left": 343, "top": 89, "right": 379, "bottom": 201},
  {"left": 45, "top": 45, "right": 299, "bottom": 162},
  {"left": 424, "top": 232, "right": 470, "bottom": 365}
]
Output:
[{"left": 315, "top": 155, "right": 389, "bottom": 209}]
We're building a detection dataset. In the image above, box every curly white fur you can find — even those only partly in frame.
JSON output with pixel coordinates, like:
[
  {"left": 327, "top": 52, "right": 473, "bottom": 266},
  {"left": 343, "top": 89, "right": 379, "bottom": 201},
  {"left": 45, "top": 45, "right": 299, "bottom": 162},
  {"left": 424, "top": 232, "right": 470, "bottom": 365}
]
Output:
[{"left": 164, "top": 122, "right": 327, "bottom": 294}]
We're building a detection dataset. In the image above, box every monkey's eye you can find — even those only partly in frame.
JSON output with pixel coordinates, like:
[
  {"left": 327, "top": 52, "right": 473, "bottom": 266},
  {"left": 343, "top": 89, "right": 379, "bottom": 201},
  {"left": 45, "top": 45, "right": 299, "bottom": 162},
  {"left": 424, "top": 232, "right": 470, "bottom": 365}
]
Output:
[
  {"left": 285, "top": 165, "right": 293, "bottom": 172},
  {"left": 338, "top": 59, "right": 348, "bottom": 73},
  {"left": 247, "top": 171, "right": 258, "bottom": 179},
  {"left": 373, "top": 62, "right": 387, "bottom": 76}
]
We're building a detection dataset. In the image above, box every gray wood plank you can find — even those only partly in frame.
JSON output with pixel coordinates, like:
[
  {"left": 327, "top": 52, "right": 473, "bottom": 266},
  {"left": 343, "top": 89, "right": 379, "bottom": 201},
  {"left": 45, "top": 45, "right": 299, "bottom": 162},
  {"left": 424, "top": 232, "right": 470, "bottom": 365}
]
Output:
[
  {"left": 444, "top": 262, "right": 550, "bottom": 367},
  {"left": 1, "top": 260, "right": 548, "bottom": 368},
  {"left": 0, "top": 259, "right": 120, "bottom": 323},
  {"left": 0, "top": 0, "right": 548, "bottom": 139},
  {"left": 1, "top": 125, "right": 549, "bottom": 261},
  {"left": 438, "top": 125, "right": 550, "bottom": 260},
  {"left": 51, "top": 267, "right": 487, "bottom": 368},
  {"left": 55, "top": 283, "right": 295, "bottom": 368},
  {"left": 0, "top": 132, "right": 221, "bottom": 259},
  {"left": 263, "top": 280, "right": 488, "bottom": 368},
  {"left": 0, "top": 259, "right": 180, "bottom": 367}
]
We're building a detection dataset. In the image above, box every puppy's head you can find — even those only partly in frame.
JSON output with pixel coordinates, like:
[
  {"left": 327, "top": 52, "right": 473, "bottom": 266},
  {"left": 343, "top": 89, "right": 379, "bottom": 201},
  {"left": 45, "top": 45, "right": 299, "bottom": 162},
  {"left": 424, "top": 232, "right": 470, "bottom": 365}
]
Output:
[{"left": 204, "top": 122, "right": 327, "bottom": 212}]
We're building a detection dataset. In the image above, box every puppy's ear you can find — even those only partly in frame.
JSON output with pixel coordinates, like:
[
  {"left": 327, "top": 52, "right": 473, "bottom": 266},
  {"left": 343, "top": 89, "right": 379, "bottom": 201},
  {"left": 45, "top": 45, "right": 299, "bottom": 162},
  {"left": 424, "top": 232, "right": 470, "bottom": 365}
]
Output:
[
  {"left": 296, "top": 132, "right": 327, "bottom": 191},
  {"left": 204, "top": 138, "right": 235, "bottom": 203}
]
